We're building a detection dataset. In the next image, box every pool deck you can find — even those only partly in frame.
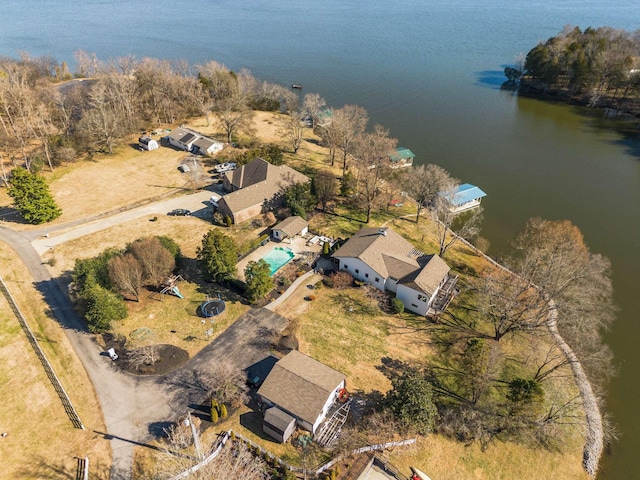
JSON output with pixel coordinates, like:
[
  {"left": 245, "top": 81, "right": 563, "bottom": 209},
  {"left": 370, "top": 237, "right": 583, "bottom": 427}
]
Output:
[{"left": 236, "top": 235, "right": 322, "bottom": 281}]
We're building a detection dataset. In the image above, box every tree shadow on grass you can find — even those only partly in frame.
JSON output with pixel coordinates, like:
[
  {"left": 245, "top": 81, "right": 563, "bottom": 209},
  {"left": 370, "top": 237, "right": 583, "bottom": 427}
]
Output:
[
  {"left": 0, "top": 206, "right": 27, "bottom": 224},
  {"left": 376, "top": 356, "right": 415, "bottom": 382}
]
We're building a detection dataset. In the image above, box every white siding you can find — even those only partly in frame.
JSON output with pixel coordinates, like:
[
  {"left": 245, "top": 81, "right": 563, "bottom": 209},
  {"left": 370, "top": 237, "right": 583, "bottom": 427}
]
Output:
[
  {"left": 338, "top": 258, "right": 385, "bottom": 291},
  {"left": 396, "top": 284, "right": 432, "bottom": 316},
  {"left": 311, "top": 380, "right": 345, "bottom": 433}
]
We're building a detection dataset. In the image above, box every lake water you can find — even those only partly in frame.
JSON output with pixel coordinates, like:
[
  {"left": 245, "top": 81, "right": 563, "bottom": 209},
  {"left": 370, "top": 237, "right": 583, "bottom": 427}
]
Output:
[{"left": 2, "top": 0, "right": 640, "bottom": 477}]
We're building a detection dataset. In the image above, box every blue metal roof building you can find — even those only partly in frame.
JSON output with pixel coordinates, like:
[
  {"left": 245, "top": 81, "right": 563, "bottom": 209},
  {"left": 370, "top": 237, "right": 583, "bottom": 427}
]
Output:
[{"left": 446, "top": 183, "right": 487, "bottom": 212}]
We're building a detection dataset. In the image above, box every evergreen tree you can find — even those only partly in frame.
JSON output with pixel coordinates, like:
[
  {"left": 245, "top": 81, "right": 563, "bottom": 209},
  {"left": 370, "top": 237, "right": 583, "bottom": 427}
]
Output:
[
  {"left": 211, "top": 407, "right": 219, "bottom": 423},
  {"left": 84, "top": 283, "right": 128, "bottom": 332},
  {"left": 7, "top": 168, "right": 61, "bottom": 224},
  {"left": 284, "top": 182, "right": 316, "bottom": 219},
  {"left": 197, "top": 230, "right": 239, "bottom": 282},
  {"left": 244, "top": 259, "right": 274, "bottom": 302},
  {"left": 385, "top": 370, "right": 438, "bottom": 435}
]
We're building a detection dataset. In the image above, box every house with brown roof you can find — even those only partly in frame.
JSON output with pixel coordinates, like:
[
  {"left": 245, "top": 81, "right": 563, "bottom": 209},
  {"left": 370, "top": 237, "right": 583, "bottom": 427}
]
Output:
[
  {"left": 216, "top": 158, "right": 309, "bottom": 224},
  {"left": 271, "top": 216, "right": 309, "bottom": 242},
  {"left": 257, "top": 350, "right": 346, "bottom": 439},
  {"left": 332, "top": 227, "right": 457, "bottom": 316}
]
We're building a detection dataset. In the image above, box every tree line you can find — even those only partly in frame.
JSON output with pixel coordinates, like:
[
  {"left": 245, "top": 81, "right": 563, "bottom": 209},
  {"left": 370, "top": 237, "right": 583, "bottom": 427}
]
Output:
[{"left": 514, "top": 25, "right": 640, "bottom": 111}]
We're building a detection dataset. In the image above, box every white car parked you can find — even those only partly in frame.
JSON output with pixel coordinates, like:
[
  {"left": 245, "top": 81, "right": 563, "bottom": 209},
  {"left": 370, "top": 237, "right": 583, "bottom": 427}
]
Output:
[{"left": 214, "top": 162, "right": 237, "bottom": 173}]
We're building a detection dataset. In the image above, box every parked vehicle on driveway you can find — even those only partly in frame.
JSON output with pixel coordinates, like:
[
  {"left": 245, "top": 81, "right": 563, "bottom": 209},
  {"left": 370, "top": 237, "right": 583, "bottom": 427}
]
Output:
[
  {"left": 214, "top": 162, "right": 237, "bottom": 173},
  {"left": 168, "top": 209, "right": 191, "bottom": 216},
  {"left": 178, "top": 164, "right": 191, "bottom": 173},
  {"left": 107, "top": 348, "right": 118, "bottom": 361}
]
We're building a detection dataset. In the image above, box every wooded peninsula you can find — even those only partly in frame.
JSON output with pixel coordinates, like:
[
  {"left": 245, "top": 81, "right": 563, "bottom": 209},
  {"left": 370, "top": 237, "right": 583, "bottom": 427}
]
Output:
[{"left": 506, "top": 26, "right": 640, "bottom": 116}]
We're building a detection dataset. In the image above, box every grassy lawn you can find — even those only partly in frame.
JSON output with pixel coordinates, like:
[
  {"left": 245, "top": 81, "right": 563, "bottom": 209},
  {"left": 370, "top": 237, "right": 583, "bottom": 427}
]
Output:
[
  {"left": 0, "top": 244, "right": 111, "bottom": 479},
  {"left": 108, "top": 280, "right": 249, "bottom": 357}
]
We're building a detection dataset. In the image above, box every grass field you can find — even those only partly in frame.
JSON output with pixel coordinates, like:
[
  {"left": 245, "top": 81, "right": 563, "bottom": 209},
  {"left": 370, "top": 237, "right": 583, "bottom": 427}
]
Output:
[{"left": 0, "top": 244, "right": 111, "bottom": 479}]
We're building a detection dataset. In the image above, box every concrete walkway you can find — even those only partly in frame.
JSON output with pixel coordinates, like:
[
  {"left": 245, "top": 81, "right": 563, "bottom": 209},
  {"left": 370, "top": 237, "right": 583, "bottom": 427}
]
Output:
[{"left": 264, "top": 270, "right": 317, "bottom": 311}]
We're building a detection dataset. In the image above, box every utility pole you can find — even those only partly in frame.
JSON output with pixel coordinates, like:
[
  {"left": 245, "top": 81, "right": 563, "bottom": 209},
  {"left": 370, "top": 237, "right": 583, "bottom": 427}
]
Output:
[{"left": 187, "top": 412, "right": 203, "bottom": 460}]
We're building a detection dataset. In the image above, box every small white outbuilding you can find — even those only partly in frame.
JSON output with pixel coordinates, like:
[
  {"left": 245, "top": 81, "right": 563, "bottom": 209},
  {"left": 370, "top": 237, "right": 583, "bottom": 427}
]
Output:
[{"left": 138, "top": 136, "right": 159, "bottom": 151}]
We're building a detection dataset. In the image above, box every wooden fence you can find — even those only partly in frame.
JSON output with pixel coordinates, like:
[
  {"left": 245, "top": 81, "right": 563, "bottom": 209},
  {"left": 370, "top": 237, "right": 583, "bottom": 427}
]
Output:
[{"left": 0, "top": 275, "right": 84, "bottom": 430}]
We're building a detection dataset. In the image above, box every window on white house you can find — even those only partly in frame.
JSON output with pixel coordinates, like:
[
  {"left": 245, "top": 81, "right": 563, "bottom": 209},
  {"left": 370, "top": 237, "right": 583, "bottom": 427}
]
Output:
[
  {"left": 411, "top": 303, "right": 418, "bottom": 308},
  {"left": 365, "top": 273, "right": 369, "bottom": 278},
  {"left": 418, "top": 294, "right": 428, "bottom": 303},
  {"left": 375, "top": 277, "right": 379, "bottom": 282},
  {"left": 355, "top": 269, "right": 359, "bottom": 274}
]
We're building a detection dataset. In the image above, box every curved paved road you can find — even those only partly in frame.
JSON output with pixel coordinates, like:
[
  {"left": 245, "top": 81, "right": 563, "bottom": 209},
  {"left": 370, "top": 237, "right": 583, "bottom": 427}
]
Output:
[{"left": 0, "top": 192, "right": 288, "bottom": 479}]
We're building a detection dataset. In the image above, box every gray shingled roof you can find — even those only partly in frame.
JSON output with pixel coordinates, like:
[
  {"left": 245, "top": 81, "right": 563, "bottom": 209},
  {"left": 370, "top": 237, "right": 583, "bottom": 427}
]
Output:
[
  {"left": 257, "top": 350, "right": 345, "bottom": 427},
  {"left": 273, "top": 216, "right": 308, "bottom": 238},
  {"left": 193, "top": 136, "right": 220, "bottom": 150},
  {"left": 332, "top": 227, "right": 419, "bottom": 278},
  {"left": 264, "top": 407, "right": 296, "bottom": 434},
  {"left": 332, "top": 227, "right": 450, "bottom": 294},
  {"left": 401, "top": 254, "right": 450, "bottom": 295}
]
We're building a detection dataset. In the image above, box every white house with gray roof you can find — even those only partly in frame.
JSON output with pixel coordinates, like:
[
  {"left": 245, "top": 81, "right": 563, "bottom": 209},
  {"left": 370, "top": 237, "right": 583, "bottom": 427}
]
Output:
[
  {"left": 332, "top": 227, "right": 457, "bottom": 316},
  {"left": 257, "top": 350, "right": 346, "bottom": 438},
  {"left": 167, "top": 127, "right": 223, "bottom": 155}
]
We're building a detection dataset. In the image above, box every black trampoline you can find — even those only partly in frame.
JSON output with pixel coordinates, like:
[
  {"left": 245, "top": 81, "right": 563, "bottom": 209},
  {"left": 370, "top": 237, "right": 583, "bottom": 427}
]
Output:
[{"left": 200, "top": 299, "right": 226, "bottom": 318}]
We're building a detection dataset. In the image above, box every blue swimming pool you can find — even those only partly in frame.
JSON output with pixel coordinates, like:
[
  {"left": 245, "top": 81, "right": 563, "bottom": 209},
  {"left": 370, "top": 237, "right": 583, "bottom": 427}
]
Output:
[{"left": 261, "top": 247, "right": 295, "bottom": 276}]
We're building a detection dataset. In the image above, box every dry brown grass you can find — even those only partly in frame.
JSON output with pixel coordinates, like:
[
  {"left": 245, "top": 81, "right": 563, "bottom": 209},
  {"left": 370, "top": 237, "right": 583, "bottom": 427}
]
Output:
[
  {"left": 388, "top": 434, "right": 589, "bottom": 480},
  {"left": 0, "top": 243, "right": 111, "bottom": 479}
]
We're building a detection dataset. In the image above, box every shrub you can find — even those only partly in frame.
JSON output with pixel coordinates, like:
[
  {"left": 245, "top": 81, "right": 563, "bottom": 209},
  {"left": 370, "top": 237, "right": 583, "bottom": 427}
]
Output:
[
  {"left": 322, "top": 241, "right": 330, "bottom": 255},
  {"left": 262, "top": 211, "right": 276, "bottom": 226},
  {"left": 306, "top": 294, "right": 316, "bottom": 301},
  {"left": 211, "top": 407, "right": 219, "bottom": 423},
  {"left": 331, "top": 271, "right": 353, "bottom": 289},
  {"left": 322, "top": 276, "right": 334, "bottom": 288},
  {"left": 219, "top": 403, "right": 228, "bottom": 418},
  {"left": 156, "top": 235, "right": 182, "bottom": 260},
  {"left": 391, "top": 298, "right": 405, "bottom": 314},
  {"left": 225, "top": 215, "right": 232, "bottom": 228}
]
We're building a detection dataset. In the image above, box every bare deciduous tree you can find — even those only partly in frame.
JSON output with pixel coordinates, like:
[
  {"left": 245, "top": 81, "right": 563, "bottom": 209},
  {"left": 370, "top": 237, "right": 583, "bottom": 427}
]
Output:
[
  {"left": 279, "top": 111, "right": 305, "bottom": 154},
  {"left": 108, "top": 253, "right": 144, "bottom": 301},
  {"left": 431, "top": 186, "right": 484, "bottom": 257},
  {"left": 129, "top": 345, "right": 161, "bottom": 371},
  {"left": 402, "top": 163, "right": 455, "bottom": 222},
  {"left": 332, "top": 104, "right": 368, "bottom": 174},
  {"left": 197, "top": 362, "right": 250, "bottom": 408},
  {"left": 128, "top": 237, "right": 175, "bottom": 286},
  {"left": 352, "top": 124, "right": 397, "bottom": 223},
  {"left": 312, "top": 170, "right": 337, "bottom": 211},
  {"left": 215, "top": 96, "right": 255, "bottom": 144},
  {"left": 302, "top": 92, "right": 326, "bottom": 129}
]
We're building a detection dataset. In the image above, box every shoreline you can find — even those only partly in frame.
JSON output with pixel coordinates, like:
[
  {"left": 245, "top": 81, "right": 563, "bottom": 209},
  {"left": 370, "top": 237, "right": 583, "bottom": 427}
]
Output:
[{"left": 454, "top": 232, "right": 604, "bottom": 477}]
